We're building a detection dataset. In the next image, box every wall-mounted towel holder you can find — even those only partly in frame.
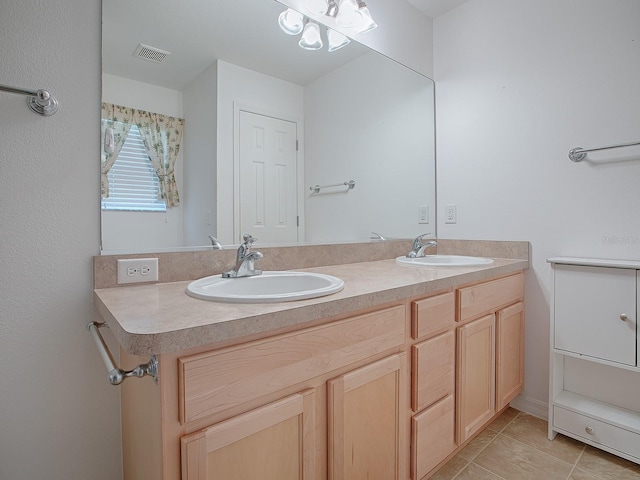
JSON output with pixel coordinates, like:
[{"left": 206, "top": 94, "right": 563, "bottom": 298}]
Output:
[
  {"left": 569, "top": 140, "right": 640, "bottom": 162},
  {"left": 87, "top": 321, "right": 158, "bottom": 385},
  {"left": 0, "top": 83, "right": 59, "bottom": 116},
  {"left": 310, "top": 179, "right": 356, "bottom": 194}
]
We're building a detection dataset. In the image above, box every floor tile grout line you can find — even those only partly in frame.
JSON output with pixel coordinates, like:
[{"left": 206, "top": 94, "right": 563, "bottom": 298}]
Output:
[
  {"left": 470, "top": 461, "right": 508, "bottom": 480},
  {"left": 449, "top": 458, "right": 472, "bottom": 480},
  {"left": 459, "top": 412, "right": 520, "bottom": 464},
  {"left": 451, "top": 411, "right": 521, "bottom": 479},
  {"left": 565, "top": 445, "right": 586, "bottom": 480},
  {"left": 492, "top": 429, "right": 578, "bottom": 473}
]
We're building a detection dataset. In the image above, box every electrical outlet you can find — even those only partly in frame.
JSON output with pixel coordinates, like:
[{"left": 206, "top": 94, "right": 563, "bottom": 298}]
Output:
[
  {"left": 117, "top": 258, "right": 159, "bottom": 284},
  {"left": 418, "top": 205, "right": 429, "bottom": 224},
  {"left": 445, "top": 204, "right": 457, "bottom": 224}
]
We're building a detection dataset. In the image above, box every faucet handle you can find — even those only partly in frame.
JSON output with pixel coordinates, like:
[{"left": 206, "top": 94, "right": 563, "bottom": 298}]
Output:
[
  {"left": 242, "top": 233, "right": 257, "bottom": 245},
  {"left": 412, "top": 233, "right": 432, "bottom": 248}
]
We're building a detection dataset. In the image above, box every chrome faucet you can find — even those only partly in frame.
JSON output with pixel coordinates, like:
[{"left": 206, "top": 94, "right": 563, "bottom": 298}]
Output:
[
  {"left": 222, "top": 234, "right": 263, "bottom": 278},
  {"left": 208, "top": 235, "right": 222, "bottom": 250},
  {"left": 407, "top": 233, "right": 437, "bottom": 258}
]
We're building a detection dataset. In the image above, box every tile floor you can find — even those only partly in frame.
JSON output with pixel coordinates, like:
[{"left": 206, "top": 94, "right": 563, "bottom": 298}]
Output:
[{"left": 431, "top": 408, "right": 640, "bottom": 480}]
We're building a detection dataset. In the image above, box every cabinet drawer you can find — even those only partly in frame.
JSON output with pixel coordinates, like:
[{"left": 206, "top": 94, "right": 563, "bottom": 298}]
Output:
[
  {"left": 457, "top": 273, "right": 523, "bottom": 323},
  {"left": 412, "top": 292, "right": 455, "bottom": 340},
  {"left": 411, "top": 331, "right": 455, "bottom": 412},
  {"left": 179, "top": 305, "right": 406, "bottom": 424},
  {"left": 412, "top": 395, "right": 456, "bottom": 480},
  {"left": 554, "top": 406, "right": 640, "bottom": 460}
]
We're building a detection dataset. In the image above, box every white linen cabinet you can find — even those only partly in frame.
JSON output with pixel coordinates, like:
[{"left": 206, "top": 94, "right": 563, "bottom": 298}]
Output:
[{"left": 548, "top": 257, "right": 640, "bottom": 464}]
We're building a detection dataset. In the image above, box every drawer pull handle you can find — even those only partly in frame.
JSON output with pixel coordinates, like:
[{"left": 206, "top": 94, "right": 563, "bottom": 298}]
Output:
[
  {"left": 585, "top": 426, "right": 595, "bottom": 435},
  {"left": 620, "top": 313, "right": 628, "bottom": 321}
]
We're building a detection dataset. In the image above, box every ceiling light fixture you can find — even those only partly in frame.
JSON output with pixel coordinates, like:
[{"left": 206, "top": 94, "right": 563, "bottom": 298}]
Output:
[
  {"left": 336, "top": 0, "right": 358, "bottom": 28},
  {"left": 304, "top": 0, "right": 330, "bottom": 16},
  {"left": 278, "top": 8, "right": 304, "bottom": 35},
  {"left": 354, "top": 0, "right": 377, "bottom": 33},
  {"left": 327, "top": 28, "right": 350, "bottom": 52},
  {"left": 277, "top": 2, "right": 377, "bottom": 53},
  {"left": 299, "top": 20, "right": 323, "bottom": 50},
  {"left": 325, "top": 0, "right": 339, "bottom": 18}
]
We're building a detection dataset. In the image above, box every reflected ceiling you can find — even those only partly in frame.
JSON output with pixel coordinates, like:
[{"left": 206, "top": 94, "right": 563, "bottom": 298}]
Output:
[{"left": 102, "top": 0, "right": 370, "bottom": 89}]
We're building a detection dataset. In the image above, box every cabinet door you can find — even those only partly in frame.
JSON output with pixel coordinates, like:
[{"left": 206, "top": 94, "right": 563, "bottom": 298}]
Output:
[
  {"left": 496, "top": 302, "right": 525, "bottom": 410},
  {"left": 328, "top": 353, "right": 408, "bottom": 480},
  {"left": 181, "top": 390, "right": 315, "bottom": 480},
  {"left": 554, "top": 265, "right": 636, "bottom": 366},
  {"left": 456, "top": 314, "right": 496, "bottom": 443}
]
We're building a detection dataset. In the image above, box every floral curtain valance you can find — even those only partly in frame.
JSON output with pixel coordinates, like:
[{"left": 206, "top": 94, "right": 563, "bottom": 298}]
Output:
[{"left": 101, "top": 102, "right": 185, "bottom": 207}]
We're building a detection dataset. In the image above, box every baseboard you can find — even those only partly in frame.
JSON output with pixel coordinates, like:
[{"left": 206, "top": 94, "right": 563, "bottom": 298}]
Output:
[{"left": 510, "top": 394, "right": 548, "bottom": 420}]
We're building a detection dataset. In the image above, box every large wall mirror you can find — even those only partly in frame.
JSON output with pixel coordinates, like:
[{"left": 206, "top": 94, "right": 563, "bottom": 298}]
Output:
[{"left": 101, "top": 0, "right": 435, "bottom": 253}]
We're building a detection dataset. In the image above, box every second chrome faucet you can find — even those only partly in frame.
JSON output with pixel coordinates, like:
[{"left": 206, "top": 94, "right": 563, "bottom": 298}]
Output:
[{"left": 407, "top": 233, "right": 437, "bottom": 258}]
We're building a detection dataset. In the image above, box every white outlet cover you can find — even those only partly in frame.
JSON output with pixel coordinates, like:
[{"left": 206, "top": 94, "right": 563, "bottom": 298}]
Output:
[{"left": 117, "top": 258, "right": 159, "bottom": 284}]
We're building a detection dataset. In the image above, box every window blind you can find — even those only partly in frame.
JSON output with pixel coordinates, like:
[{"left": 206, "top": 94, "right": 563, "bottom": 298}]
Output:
[{"left": 101, "top": 124, "right": 166, "bottom": 212}]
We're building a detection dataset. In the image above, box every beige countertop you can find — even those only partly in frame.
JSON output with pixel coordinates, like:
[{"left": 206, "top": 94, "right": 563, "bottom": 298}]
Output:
[{"left": 94, "top": 257, "right": 528, "bottom": 356}]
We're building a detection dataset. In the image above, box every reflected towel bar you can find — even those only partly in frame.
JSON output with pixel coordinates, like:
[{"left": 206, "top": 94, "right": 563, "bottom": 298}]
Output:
[
  {"left": 87, "top": 321, "right": 158, "bottom": 385},
  {"left": 310, "top": 179, "right": 356, "bottom": 193},
  {"left": 0, "top": 83, "right": 59, "bottom": 116},
  {"left": 568, "top": 141, "right": 640, "bottom": 162}
]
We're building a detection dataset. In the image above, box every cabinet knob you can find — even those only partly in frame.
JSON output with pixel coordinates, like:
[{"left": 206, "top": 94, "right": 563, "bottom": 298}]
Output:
[
  {"left": 585, "top": 426, "right": 595, "bottom": 435},
  {"left": 620, "top": 314, "right": 628, "bottom": 321}
]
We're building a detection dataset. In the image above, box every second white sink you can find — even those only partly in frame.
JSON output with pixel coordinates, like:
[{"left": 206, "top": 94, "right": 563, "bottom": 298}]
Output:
[
  {"left": 396, "top": 255, "right": 494, "bottom": 267},
  {"left": 186, "top": 271, "right": 344, "bottom": 303}
]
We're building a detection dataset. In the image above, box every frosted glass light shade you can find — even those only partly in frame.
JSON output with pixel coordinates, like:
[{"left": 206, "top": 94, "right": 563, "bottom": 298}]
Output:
[
  {"left": 299, "top": 21, "right": 323, "bottom": 50},
  {"left": 354, "top": 2, "right": 377, "bottom": 33},
  {"left": 278, "top": 9, "right": 304, "bottom": 35},
  {"left": 327, "top": 29, "right": 350, "bottom": 52},
  {"left": 336, "top": 0, "right": 358, "bottom": 28},
  {"left": 304, "top": 0, "right": 328, "bottom": 15}
]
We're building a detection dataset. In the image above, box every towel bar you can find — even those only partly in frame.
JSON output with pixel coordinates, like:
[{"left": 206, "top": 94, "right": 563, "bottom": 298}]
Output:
[
  {"left": 87, "top": 321, "right": 158, "bottom": 385},
  {"left": 0, "top": 83, "right": 59, "bottom": 116}
]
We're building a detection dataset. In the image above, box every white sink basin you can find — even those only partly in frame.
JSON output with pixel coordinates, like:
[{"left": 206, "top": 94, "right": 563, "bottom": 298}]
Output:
[
  {"left": 186, "top": 271, "right": 344, "bottom": 303},
  {"left": 396, "top": 255, "right": 494, "bottom": 267}
]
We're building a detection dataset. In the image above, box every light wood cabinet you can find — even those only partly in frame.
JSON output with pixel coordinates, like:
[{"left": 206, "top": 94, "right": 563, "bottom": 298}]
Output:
[
  {"left": 496, "top": 301, "right": 525, "bottom": 410},
  {"left": 455, "top": 273, "right": 524, "bottom": 444},
  {"left": 456, "top": 313, "right": 496, "bottom": 443},
  {"left": 327, "top": 354, "right": 408, "bottom": 480},
  {"left": 411, "top": 395, "right": 456, "bottom": 479},
  {"left": 181, "top": 389, "right": 315, "bottom": 480},
  {"left": 116, "top": 270, "right": 525, "bottom": 480},
  {"left": 409, "top": 293, "right": 457, "bottom": 480},
  {"left": 411, "top": 331, "right": 455, "bottom": 413}
]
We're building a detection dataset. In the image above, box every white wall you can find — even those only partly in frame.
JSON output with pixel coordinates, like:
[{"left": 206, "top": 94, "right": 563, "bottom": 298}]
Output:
[
  {"left": 0, "top": 1, "right": 122, "bottom": 479},
  {"left": 183, "top": 63, "right": 219, "bottom": 247},
  {"left": 101, "top": 73, "right": 185, "bottom": 252},
  {"left": 0, "top": 1, "right": 431, "bottom": 478},
  {"left": 216, "top": 60, "right": 304, "bottom": 244},
  {"left": 304, "top": 52, "right": 435, "bottom": 242},
  {"left": 434, "top": 0, "right": 640, "bottom": 416}
]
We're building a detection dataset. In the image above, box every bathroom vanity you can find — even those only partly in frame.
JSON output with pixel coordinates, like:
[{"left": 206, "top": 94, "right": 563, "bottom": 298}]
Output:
[
  {"left": 94, "top": 243, "right": 527, "bottom": 480},
  {"left": 548, "top": 257, "right": 640, "bottom": 465}
]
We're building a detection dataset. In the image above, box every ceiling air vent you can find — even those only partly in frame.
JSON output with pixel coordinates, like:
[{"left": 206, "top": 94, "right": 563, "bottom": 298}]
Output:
[{"left": 132, "top": 44, "right": 170, "bottom": 63}]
